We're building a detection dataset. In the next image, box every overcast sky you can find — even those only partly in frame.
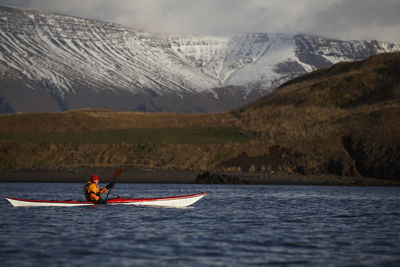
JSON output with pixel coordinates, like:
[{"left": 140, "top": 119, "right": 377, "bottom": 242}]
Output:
[{"left": 1, "top": 0, "right": 400, "bottom": 43}]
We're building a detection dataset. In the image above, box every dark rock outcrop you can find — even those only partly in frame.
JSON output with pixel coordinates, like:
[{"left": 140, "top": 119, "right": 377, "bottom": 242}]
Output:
[
  {"left": 194, "top": 172, "right": 249, "bottom": 184},
  {"left": 218, "top": 146, "right": 295, "bottom": 172},
  {"left": 343, "top": 136, "right": 400, "bottom": 180}
]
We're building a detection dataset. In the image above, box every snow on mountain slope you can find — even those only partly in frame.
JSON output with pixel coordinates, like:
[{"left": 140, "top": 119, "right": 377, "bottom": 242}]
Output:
[
  {"left": 169, "top": 34, "right": 288, "bottom": 87},
  {"left": 1, "top": 6, "right": 400, "bottom": 113},
  {"left": 0, "top": 6, "right": 217, "bottom": 98},
  {"left": 169, "top": 34, "right": 400, "bottom": 92}
]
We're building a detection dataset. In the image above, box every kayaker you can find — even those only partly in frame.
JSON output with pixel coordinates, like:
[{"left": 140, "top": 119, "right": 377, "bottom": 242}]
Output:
[{"left": 84, "top": 174, "right": 114, "bottom": 204}]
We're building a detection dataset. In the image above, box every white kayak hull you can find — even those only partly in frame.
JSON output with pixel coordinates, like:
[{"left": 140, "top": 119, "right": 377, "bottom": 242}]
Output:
[{"left": 5, "top": 193, "right": 207, "bottom": 207}]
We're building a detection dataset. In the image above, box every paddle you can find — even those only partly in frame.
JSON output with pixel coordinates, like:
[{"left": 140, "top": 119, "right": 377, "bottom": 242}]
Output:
[{"left": 105, "top": 168, "right": 122, "bottom": 202}]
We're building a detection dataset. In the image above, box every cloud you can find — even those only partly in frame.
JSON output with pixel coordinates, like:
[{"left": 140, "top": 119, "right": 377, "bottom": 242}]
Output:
[
  {"left": 303, "top": 0, "right": 400, "bottom": 42},
  {"left": 1, "top": 0, "right": 399, "bottom": 42}
]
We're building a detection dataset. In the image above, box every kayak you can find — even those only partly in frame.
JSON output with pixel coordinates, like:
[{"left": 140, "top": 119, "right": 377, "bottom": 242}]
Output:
[{"left": 5, "top": 192, "right": 207, "bottom": 207}]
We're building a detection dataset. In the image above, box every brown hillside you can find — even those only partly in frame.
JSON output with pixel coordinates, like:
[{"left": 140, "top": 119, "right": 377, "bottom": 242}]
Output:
[
  {"left": 231, "top": 53, "right": 400, "bottom": 179},
  {"left": 0, "top": 53, "right": 399, "bottom": 182}
]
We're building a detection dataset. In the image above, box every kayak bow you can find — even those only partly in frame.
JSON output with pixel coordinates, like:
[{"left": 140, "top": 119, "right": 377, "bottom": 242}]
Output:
[{"left": 5, "top": 192, "right": 207, "bottom": 207}]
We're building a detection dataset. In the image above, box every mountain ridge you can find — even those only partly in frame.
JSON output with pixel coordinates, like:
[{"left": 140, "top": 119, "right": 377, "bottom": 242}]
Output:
[{"left": 1, "top": 5, "right": 400, "bottom": 113}]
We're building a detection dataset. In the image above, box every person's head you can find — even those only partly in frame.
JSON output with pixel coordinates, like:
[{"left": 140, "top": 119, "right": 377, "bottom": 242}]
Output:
[{"left": 90, "top": 174, "right": 100, "bottom": 184}]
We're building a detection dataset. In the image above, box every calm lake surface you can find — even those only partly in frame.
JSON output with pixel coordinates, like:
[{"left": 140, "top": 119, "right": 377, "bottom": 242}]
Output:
[{"left": 1, "top": 183, "right": 400, "bottom": 266}]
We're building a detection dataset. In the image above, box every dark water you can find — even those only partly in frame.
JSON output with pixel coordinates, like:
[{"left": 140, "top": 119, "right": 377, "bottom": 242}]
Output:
[{"left": 1, "top": 183, "right": 400, "bottom": 266}]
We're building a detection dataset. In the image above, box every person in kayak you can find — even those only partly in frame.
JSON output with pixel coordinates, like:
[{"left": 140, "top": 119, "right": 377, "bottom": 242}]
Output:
[{"left": 84, "top": 174, "right": 114, "bottom": 204}]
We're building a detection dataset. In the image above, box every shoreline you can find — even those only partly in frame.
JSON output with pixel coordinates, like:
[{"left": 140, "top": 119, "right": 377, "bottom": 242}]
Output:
[{"left": 0, "top": 167, "right": 399, "bottom": 186}]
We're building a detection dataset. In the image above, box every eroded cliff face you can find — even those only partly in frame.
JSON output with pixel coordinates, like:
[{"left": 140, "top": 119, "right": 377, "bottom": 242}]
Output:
[
  {"left": 1, "top": 6, "right": 400, "bottom": 113},
  {"left": 342, "top": 136, "right": 400, "bottom": 180}
]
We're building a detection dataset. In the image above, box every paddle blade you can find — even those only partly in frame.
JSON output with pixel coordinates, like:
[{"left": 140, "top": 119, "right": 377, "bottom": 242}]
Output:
[{"left": 114, "top": 168, "right": 122, "bottom": 179}]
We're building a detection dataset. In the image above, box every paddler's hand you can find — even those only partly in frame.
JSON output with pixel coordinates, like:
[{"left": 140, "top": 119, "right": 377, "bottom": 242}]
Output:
[{"left": 105, "top": 182, "right": 114, "bottom": 189}]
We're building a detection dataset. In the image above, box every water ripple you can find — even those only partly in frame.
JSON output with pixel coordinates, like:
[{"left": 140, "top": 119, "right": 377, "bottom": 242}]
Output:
[{"left": 1, "top": 184, "right": 400, "bottom": 266}]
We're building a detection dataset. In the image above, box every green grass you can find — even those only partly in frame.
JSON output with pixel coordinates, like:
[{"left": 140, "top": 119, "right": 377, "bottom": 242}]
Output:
[{"left": 0, "top": 127, "right": 255, "bottom": 145}]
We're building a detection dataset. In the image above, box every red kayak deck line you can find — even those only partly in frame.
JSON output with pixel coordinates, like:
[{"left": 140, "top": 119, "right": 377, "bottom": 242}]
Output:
[
  {"left": 5, "top": 192, "right": 207, "bottom": 207},
  {"left": 5, "top": 197, "right": 90, "bottom": 204},
  {"left": 109, "top": 193, "right": 207, "bottom": 203}
]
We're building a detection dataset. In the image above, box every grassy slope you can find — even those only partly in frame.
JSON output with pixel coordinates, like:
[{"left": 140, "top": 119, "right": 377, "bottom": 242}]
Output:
[{"left": 0, "top": 110, "right": 256, "bottom": 170}]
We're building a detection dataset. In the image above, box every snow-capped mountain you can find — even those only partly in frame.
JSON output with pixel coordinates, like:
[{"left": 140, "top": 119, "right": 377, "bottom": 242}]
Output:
[
  {"left": 169, "top": 34, "right": 400, "bottom": 90},
  {"left": 1, "top": 6, "right": 399, "bottom": 113}
]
